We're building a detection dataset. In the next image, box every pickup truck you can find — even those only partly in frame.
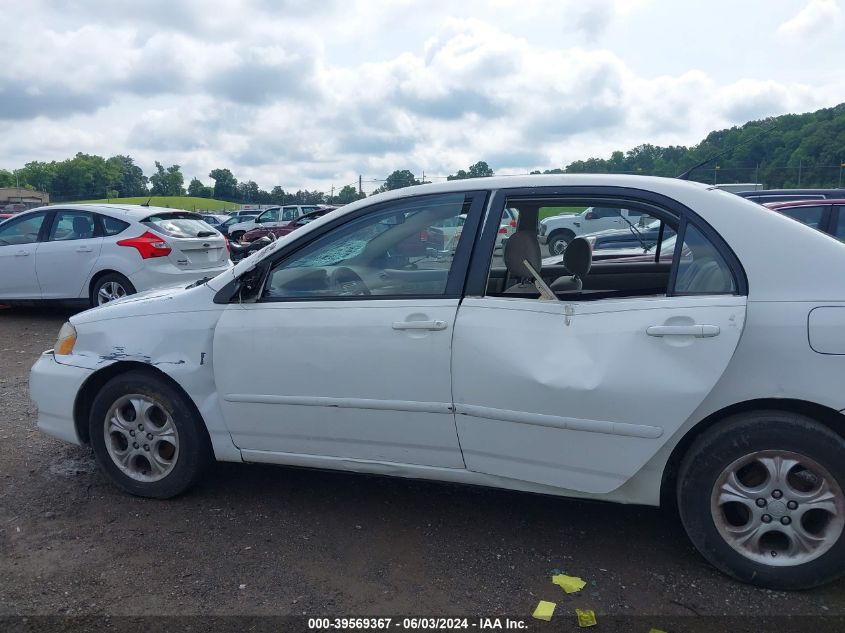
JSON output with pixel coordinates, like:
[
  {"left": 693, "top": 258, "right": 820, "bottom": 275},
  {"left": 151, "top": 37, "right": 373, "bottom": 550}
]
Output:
[{"left": 538, "top": 207, "right": 646, "bottom": 255}]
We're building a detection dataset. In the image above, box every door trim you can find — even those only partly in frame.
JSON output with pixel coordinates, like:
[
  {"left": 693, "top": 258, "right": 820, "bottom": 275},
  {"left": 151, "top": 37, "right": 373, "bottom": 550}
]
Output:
[
  {"left": 223, "top": 393, "right": 453, "bottom": 414},
  {"left": 456, "top": 404, "right": 663, "bottom": 439}
]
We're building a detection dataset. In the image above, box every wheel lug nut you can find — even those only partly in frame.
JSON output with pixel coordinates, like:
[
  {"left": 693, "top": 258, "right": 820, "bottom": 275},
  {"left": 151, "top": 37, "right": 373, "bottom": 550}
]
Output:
[
  {"left": 146, "top": 433, "right": 153, "bottom": 440},
  {"left": 143, "top": 444, "right": 149, "bottom": 451},
  {"left": 756, "top": 498, "right": 767, "bottom": 507},
  {"left": 129, "top": 430, "right": 136, "bottom": 437},
  {"left": 132, "top": 442, "right": 139, "bottom": 449},
  {"left": 772, "top": 489, "right": 783, "bottom": 499},
  {"left": 137, "top": 424, "right": 143, "bottom": 431},
  {"left": 787, "top": 500, "right": 798, "bottom": 510},
  {"left": 762, "top": 514, "right": 772, "bottom": 523},
  {"left": 781, "top": 516, "right": 791, "bottom": 525}
]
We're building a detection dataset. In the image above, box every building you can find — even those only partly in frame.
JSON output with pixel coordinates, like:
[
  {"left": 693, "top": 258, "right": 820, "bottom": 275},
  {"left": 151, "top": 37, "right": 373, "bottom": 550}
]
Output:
[{"left": 0, "top": 187, "right": 49, "bottom": 212}]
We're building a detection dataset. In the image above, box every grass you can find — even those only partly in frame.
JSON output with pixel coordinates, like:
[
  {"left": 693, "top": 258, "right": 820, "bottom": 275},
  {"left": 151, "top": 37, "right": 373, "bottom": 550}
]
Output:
[
  {"left": 67, "top": 196, "right": 240, "bottom": 212},
  {"left": 539, "top": 206, "right": 585, "bottom": 220}
]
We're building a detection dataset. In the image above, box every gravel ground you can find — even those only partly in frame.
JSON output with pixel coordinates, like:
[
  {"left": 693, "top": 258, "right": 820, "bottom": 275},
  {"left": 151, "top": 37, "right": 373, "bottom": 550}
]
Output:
[{"left": 0, "top": 306, "right": 842, "bottom": 631}]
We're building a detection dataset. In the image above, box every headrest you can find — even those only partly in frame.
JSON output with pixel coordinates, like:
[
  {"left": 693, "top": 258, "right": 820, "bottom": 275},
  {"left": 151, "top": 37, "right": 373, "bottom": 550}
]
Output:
[
  {"left": 72, "top": 216, "right": 91, "bottom": 235},
  {"left": 563, "top": 237, "right": 592, "bottom": 277},
  {"left": 504, "top": 230, "right": 541, "bottom": 278}
]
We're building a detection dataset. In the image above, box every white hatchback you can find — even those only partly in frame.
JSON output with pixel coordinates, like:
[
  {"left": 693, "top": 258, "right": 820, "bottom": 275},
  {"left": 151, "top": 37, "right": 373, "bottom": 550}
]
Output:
[
  {"left": 30, "top": 175, "right": 845, "bottom": 590},
  {"left": 0, "top": 204, "right": 232, "bottom": 307}
]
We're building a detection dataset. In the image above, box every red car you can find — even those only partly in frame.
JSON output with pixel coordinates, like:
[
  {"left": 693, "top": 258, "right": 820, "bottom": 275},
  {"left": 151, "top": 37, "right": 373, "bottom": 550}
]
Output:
[
  {"left": 764, "top": 199, "right": 845, "bottom": 239},
  {"left": 242, "top": 207, "right": 336, "bottom": 242}
]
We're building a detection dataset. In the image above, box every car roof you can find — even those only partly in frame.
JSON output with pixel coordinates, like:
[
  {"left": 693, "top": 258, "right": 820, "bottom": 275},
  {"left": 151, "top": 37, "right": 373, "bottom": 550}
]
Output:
[{"left": 12, "top": 203, "right": 201, "bottom": 221}]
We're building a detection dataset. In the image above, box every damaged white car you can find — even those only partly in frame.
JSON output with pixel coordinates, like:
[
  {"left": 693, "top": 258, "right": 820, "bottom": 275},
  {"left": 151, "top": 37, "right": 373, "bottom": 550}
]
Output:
[{"left": 30, "top": 175, "right": 845, "bottom": 590}]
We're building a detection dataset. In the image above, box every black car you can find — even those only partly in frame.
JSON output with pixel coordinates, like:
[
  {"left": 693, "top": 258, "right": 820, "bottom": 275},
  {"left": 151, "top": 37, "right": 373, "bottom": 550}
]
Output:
[{"left": 735, "top": 188, "right": 845, "bottom": 204}]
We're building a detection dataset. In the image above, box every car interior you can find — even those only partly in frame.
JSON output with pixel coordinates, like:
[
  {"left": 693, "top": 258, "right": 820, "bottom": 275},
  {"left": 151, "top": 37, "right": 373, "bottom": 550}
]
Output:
[
  {"left": 487, "top": 198, "right": 734, "bottom": 300},
  {"left": 256, "top": 194, "right": 736, "bottom": 302}
]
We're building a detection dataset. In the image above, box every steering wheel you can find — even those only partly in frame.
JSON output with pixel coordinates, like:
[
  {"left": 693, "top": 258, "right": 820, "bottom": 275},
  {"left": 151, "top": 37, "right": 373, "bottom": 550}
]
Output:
[{"left": 328, "top": 267, "right": 371, "bottom": 296}]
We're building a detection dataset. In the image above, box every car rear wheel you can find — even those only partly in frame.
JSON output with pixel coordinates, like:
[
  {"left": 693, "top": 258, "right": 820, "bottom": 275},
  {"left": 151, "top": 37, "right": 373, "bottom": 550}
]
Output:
[
  {"left": 92, "top": 273, "right": 136, "bottom": 308},
  {"left": 89, "top": 370, "right": 212, "bottom": 499},
  {"left": 677, "top": 411, "right": 845, "bottom": 589},
  {"left": 547, "top": 231, "right": 573, "bottom": 256}
]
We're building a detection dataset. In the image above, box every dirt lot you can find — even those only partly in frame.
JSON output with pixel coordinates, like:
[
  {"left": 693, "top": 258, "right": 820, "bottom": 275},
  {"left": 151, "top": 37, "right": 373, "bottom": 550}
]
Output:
[{"left": 1, "top": 307, "right": 843, "bottom": 630}]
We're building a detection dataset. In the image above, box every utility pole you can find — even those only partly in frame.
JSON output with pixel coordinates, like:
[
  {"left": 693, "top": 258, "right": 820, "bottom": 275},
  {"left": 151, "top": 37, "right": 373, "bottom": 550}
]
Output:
[
  {"left": 330, "top": 185, "right": 334, "bottom": 203},
  {"left": 798, "top": 159, "right": 802, "bottom": 187},
  {"left": 358, "top": 174, "right": 362, "bottom": 196},
  {"left": 839, "top": 159, "right": 844, "bottom": 189}
]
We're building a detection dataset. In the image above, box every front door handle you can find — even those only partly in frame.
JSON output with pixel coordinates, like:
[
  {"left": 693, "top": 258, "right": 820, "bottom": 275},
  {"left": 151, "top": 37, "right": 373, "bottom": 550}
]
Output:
[
  {"left": 392, "top": 320, "right": 448, "bottom": 331},
  {"left": 647, "top": 324, "right": 720, "bottom": 338}
]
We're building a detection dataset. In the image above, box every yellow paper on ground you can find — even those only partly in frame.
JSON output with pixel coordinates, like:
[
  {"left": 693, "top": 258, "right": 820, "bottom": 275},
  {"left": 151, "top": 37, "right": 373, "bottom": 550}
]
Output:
[
  {"left": 649, "top": 629, "right": 668, "bottom": 633},
  {"left": 532, "top": 600, "right": 556, "bottom": 621},
  {"left": 575, "top": 609, "right": 597, "bottom": 628},
  {"left": 552, "top": 574, "right": 587, "bottom": 594}
]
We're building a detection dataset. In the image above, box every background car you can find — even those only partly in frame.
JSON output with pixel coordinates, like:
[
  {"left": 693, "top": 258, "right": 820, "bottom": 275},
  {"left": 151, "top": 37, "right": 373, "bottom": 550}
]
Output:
[
  {"left": 764, "top": 199, "right": 845, "bottom": 240},
  {"left": 539, "top": 206, "right": 646, "bottom": 255},
  {"left": 216, "top": 214, "right": 256, "bottom": 238},
  {"left": 197, "top": 214, "right": 230, "bottom": 228},
  {"left": 736, "top": 188, "right": 845, "bottom": 204},
  {"left": 0, "top": 204, "right": 231, "bottom": 307},
  {"left": 228, "top": 205, "right": 323, "bottom": 242},
  {"left": 241, "top": 207, "right": 337, "bottom": 242}
]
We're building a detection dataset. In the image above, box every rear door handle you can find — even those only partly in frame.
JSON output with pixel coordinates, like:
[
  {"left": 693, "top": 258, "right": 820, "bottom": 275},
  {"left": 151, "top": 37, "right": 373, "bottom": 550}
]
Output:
[
  {"left": 76, "top": 246, "right": 93, "bottom": 253},
  {"left": 647, "top": 324, "right": 720, "bottom": 338},
  {"left": 15, "top": 250, "right": 30, "bottom": 257},
  {"left": 392, "top": 320, "right": 448, "bottom": 331}
]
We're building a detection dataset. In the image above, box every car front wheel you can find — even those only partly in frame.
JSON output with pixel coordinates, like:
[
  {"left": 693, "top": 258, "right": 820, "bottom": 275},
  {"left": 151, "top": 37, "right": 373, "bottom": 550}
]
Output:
[
  {"left": 678, "top": 411, "right": 845, "bottom": 589},
  {"left": 89, "top": 371, "right": 212, "bottom": 499}
]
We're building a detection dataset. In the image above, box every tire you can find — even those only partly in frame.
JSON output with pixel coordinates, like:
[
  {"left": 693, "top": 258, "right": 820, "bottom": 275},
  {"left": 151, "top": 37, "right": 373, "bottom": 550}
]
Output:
[
  {"left": 547, "top": 231, "right": 573, "bottom": 256},
  {"left": 92, "top": 273, "right": 136, "bottom": 308},
  {"left": 677, "top": 411, "right": 845, "bottom": 589},
  {"left": 230, "top": 231, "right": 245, "bottom": 243},
  {"left": 89, "top": 370, "right": 212, "bottom": 499}
]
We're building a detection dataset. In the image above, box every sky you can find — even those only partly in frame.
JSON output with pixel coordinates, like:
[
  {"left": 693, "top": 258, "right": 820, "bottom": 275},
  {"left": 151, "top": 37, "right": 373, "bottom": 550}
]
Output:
[{"left": 1, "top": 0, "right": 844, "bottom": 194}]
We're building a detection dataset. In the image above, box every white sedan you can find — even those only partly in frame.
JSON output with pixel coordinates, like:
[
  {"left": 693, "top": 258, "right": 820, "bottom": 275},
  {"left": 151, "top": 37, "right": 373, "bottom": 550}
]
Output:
[
  {"left": 30, "top": 175, "right": 845, "bottom": 590},
  {"left": 0, "top": 204, "right": 231, "bottom": 307}
]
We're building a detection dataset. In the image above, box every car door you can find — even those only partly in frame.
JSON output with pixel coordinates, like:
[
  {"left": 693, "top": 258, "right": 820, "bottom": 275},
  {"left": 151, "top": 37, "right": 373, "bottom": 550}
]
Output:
[
  {"left": 452, "top": 191, "right": 747, "bottom": 494},
  {"left": 0, "top": 211, "right": 50, "bottom": 299},
  {"left": 35, "top": 209, "right": 104, "bottom": 299},
  {"left": 212, "top": 191, "right": 486, "bottom": 467}
]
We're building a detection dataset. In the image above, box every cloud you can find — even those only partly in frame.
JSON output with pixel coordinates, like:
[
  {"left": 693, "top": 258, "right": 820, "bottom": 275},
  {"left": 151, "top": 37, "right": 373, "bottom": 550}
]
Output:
[
  {"left": 0, "top": 82, "right": 103, "bottom": 120},
  {"left": 777, "top": 0, "right": 843, "bottom": 38}
]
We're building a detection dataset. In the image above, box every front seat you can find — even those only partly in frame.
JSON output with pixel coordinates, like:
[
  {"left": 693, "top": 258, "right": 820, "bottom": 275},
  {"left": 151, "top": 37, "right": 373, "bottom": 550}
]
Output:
[
  {"left": 72, "top": 216, "right": 93, "bottom": 239},
  {"left": 503, "top": 230, "right": 542, "bottom": 294},
  {"left": 550, "top": 237, "right": 592, "bottom": 292}
]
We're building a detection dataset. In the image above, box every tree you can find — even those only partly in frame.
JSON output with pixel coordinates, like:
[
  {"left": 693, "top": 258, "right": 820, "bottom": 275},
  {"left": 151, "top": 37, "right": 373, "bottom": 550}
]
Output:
[
  {"left": 237, "top": 180, "right": 261, "bottom": 202},
  {"left": 108, "top": 155, "right": 148, "bottom": 197},
  {"left": 335, "top": 184, "right": 365, "bottom": 204},
  {"left": 187, "top": 177, "right": 213, "bottom": 198},
  {"left": 0, "top": 170, "right": 14, "bottom": 187},
  {"left": 373, "top": 169, "right": 419, "bottom": 193},
  {"left": 447, "top": 161, "right": 494, "bottom": 180},
  {"left": 209, "top": 168, "right": 238, "bottom": 200},
  {"left": 149, "top": 162, "right": 185, "bottom": 196},
  {"left": 270, "top": 186, "right": 287, "bottom": 205}
]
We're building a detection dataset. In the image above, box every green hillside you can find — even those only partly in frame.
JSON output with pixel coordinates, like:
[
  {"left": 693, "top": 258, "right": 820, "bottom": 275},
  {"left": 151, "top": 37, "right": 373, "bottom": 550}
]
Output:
[{"left": 68, "top": 196, "right": 239, "bottom": 212}]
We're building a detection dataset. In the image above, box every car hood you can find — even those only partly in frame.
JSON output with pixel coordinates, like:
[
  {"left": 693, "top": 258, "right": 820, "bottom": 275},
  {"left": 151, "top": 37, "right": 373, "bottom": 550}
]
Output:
[{"left": 71, "top": 282, "right": 220, "bottom": 326}]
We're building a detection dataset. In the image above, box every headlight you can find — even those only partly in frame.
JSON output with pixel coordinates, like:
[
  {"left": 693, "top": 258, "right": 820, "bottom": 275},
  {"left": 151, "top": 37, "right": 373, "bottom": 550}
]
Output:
[{"left": 55, "top": 322, "right": 77, "bottom": 356}]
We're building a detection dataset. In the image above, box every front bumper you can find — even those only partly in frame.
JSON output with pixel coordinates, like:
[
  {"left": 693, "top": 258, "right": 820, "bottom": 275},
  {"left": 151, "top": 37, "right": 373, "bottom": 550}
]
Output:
[{"left": 30, "top": 352, "right": 93, "bottom": 445}]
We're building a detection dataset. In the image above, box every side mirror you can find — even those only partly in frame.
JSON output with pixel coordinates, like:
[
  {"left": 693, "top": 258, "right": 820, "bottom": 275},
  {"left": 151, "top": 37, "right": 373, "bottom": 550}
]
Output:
[{"left": 255, "top": 217, "right": 264, "bottom": 223}]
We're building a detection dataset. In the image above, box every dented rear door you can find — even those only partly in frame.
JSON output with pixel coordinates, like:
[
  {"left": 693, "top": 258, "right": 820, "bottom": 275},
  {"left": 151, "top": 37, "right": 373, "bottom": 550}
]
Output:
[{"left": 451, "top": 294, "right": 746, "bottom": 494}]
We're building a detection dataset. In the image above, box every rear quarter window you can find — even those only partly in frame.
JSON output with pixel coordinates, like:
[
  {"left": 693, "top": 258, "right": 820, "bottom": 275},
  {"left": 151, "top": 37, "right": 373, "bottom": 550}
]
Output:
[{"left": 100, "top": 215, "right": 130, "bottom": 236}]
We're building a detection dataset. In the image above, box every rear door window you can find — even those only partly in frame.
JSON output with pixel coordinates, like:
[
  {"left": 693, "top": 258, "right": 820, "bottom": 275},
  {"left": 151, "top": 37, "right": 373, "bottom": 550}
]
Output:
[
  {"left": 142, "top": 213, "right": 217, "bottom": 238},
  {"left": 673, "top": 224, "right": 736, "bottom": 295},
  {"left": 833, "top": 207, "right": 845, "bottom": 241},
  {"left": 49, "top": 210, "right": 97, "bottom": 241}
]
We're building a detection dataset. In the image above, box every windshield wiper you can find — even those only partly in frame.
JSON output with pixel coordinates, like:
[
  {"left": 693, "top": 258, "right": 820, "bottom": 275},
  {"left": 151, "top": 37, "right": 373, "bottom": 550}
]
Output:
[
  {"left": 185, "top": 277, "right": 212, "bottom": 289},
  {"left": 620, "top": 214, "right": 650, "bottom": 251}
]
